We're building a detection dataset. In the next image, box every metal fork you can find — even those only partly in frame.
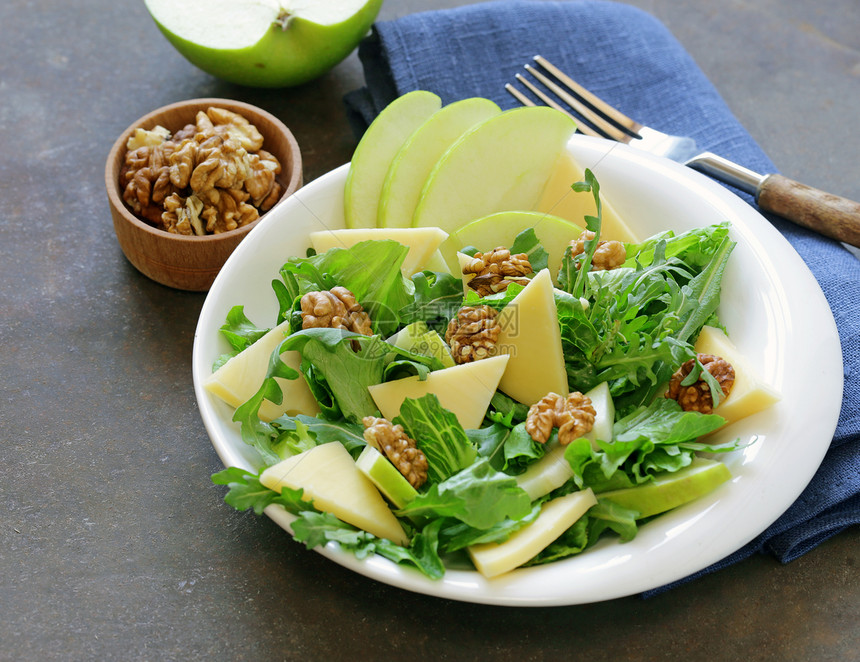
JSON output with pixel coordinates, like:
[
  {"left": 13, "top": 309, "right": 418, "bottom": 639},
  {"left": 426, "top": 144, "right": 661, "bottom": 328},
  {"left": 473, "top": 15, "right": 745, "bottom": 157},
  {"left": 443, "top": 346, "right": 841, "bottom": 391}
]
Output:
[{"left": 507, "top": 55, "right": 860, "bottom": 248}]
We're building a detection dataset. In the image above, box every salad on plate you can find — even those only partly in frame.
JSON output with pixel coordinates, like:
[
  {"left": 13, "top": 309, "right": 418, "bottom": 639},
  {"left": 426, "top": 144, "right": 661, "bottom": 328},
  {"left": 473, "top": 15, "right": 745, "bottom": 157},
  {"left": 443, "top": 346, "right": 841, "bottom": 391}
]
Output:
[{"left": 202, "top": 93, "right": 781, "bottom": 582}]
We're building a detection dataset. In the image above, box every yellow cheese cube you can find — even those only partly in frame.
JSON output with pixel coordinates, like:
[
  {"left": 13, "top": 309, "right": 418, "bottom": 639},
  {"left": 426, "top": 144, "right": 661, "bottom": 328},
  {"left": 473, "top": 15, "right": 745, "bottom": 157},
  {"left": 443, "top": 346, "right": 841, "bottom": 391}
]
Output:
[
  {"left": 694, "top": 325, "right": 781, "bottom": 427},
  {"left": 367, "top": 354, "right": 509, "bottom": 430},
  {"left": 468, "top": 488, "right": 597, "bottom": 578},
  {"left": 535, "top": 152, "right": 639, "bottom": 243},
  {"left": 493, "top": 269, "right": 569, "bottom": 405},
  {"left": 260, "top": 442, "right": 409, "bottom": 545},
  {"left": 204, "top": 320, "right": 319, "bottom": 422}
]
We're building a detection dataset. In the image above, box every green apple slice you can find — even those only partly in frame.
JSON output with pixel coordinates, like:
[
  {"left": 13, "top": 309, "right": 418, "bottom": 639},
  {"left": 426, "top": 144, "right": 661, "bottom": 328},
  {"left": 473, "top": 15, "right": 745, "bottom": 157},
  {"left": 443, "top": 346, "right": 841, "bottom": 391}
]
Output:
[
  {"left": 308, "top": 226, "right": 448, "bottom": 276},
  {"left": 439, "top": 210, "right": 584, "bottom": 274},
  {"left": 144, "top": 0, "right": 383, "bottom": 88},
  {"left": 492, "top": 269, "right": 568, "bottom": 405},
  {"left": 412, "top": 106, "right": 577, "bottom": 233},
  {"left": 344, "top": 91, "right": 442, "bottom": 228},
  {"left": 598, "top": 458, "right": 732, "bottom": 519},
  {"left": 378, "top": 97, "right": 502, "bottom": 228},
  {"left": 260, "top": 442, "right": 409, "bottom": 545},
  {"left": 583, "top": 381, "right": 615, "bottom": 447},
  {"left": 355, "top": 445, "right": 418, "bottom": 509},
  {"left": 468, "top": 488, "right": 597, "bottom": 578},
  {"left": 387, "top": 321, "right": 456, "bottom": 368},
  {"left": 515, "top": 382, "right": 615, "bottom": 501}
]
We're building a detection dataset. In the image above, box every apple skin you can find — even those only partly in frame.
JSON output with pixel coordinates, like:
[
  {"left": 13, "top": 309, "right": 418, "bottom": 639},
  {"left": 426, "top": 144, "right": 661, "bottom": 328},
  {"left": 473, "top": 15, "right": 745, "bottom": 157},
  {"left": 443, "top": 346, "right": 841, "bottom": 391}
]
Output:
[{"left": 146, "top": 0, "right": 383, "bottom": 88}]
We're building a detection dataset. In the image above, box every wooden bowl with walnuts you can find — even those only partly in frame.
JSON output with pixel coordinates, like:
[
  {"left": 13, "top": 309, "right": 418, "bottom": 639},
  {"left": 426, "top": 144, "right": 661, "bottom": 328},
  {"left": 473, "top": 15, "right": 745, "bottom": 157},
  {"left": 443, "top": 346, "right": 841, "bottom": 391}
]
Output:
[{"left": 105, "top": 98, "right": 302, "bottom": 291}]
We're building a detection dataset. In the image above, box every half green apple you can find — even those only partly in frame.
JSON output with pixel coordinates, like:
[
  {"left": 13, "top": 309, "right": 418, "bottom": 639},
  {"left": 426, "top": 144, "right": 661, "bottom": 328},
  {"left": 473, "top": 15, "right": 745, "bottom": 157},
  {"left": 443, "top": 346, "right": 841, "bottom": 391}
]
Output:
[{"left": 143, "top": 0, "right": 384, "bottom": 88}]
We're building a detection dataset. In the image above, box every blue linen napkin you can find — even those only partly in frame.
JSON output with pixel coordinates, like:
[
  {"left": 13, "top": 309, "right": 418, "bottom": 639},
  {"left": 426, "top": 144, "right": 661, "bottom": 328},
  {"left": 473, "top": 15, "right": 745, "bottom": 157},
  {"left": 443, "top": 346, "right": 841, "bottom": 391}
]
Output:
[{"left": 343, "top": 0, "right": 860, "bottom": 590}]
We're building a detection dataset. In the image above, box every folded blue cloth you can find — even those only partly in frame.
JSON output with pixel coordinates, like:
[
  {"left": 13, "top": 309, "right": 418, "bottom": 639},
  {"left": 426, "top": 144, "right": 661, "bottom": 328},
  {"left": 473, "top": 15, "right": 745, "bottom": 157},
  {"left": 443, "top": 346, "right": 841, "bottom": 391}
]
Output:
[{"left": 344, "top": 0, "right": 860, "bottom": 591}]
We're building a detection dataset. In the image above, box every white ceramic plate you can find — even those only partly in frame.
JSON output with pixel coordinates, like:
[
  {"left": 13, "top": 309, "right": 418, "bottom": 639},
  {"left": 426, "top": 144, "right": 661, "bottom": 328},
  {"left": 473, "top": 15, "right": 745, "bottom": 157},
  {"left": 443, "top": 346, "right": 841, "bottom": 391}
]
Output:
[{"left": 192, "top": 135, "right": 843, "bottom": 606}]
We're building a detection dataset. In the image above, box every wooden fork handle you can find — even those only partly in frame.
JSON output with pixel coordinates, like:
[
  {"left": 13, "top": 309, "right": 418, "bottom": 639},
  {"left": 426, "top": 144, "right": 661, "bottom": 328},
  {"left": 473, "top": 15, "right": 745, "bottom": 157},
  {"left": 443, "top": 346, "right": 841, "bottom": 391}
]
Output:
[{"left": 757, "top": 174, "right": 860, "bottom": 248}]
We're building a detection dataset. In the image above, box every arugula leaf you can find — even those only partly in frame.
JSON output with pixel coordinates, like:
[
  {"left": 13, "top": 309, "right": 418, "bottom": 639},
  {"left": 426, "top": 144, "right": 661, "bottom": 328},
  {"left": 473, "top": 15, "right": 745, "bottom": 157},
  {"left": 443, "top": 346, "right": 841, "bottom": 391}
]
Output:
[
  {"left": 463, "top": 281, "right": 524, "bottom": 309},
  {"left": 568, "top": 168, "right": 603, "bottom": 298},
  {"left": 211, "top": 467, "right": 312, "bottom": 516},
  {"left": 213, "top": 468, "right": 446, "bottom": 578},
  {"left": 218, "top": 305, "right": 270, "bottom": 352},
  {"left": 398, "top": 458, "right": 532, "bottom": 529},
  {"left": 612, "top": 397, "right": 726, "bottom": 445},
  {"left": 562, "top": 398, "right": 738, "bottom": 491},
  {"left": 674, "top": 236, "right": 734, "bottom": 343},
  {"left": 623, "top": 222, "right": 731, "bottom": 271},
  {"left": 398, "top": 270, "right": 464, "bottom": 334},
  {"left": 266, "top": 414, "right": 366, "bottom": 459},
  {"left": 487, "top": 391, "right": 530, "bottom": 428},
  {"left": 394, "top": 394, "right": 478, "bottom": 483}
]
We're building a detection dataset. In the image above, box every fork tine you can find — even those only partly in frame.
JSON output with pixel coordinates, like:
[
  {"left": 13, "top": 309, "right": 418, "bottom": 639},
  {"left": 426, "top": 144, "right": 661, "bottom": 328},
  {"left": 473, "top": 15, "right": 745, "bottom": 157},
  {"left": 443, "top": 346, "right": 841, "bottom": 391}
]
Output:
[
  {"left": 524, "top": 64, "right": 632, "bottom": 143},
  {"left": 533, "top": 56, "right": 642, "bottom": 136},
  {"left": 506, "top": 80, "right": 602, "bottom": 138}
]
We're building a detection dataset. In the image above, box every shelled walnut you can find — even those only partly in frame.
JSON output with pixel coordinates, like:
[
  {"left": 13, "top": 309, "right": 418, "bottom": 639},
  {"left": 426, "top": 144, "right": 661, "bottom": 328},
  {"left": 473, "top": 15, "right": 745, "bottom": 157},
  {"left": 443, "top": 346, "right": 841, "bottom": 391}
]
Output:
[
  {"left": 525, "top": 392, "right": 596, "bottom": 445},
  {"left": 444, "top": 305, "right": 501, "bottom": 364},
  {"left": 300, "top": 286, "right": 372, "bottom": 336},
  {"left": 362, "top": 416, "right": 429, "bottom": 489},
  {"left": 462, "top": 247, "right": 533, "bottom": 296},
  {"left": 567, "top": 230, "right": 626, "bottom": 271},
  {"left": 665, "top": 353, "right": 735, "bottom": 414},
  {"left": 119, "top": 107, "right": 283, "bottom": 236}
]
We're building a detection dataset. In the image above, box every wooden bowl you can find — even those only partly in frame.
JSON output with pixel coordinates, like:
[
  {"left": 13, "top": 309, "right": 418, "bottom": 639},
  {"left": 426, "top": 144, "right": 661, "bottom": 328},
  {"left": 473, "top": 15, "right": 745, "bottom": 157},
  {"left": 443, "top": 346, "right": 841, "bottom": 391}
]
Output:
[{"left": 105, "top": 98, "right": 302, "bottom": 291}]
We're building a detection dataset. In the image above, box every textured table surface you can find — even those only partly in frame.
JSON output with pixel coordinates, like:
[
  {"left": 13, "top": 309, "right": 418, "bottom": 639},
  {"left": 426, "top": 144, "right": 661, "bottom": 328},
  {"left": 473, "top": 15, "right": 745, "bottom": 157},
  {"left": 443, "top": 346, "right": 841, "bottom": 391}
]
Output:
[{"left": 1, "top": 1, "right": 857, "bottom": 660}]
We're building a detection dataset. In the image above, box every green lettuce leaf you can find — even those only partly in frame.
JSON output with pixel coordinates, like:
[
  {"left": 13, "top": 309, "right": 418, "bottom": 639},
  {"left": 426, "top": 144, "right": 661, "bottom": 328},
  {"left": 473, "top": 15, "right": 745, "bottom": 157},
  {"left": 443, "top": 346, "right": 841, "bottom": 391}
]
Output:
[
  {"left": 394, "top": 393, "right": 477, "bottom": 483},
  {"left": 276, "top": 240, "right": 414, "bottom": 336}
]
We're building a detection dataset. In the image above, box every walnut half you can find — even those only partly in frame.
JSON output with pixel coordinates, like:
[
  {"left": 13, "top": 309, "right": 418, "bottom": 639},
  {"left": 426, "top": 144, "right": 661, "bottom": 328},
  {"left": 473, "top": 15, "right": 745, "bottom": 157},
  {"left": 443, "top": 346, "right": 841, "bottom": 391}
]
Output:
[
  {"left": 568, "top": 230, "right": 626, "bottom": 271},
  {"left": 462, "top": 247, "right": 533, "bottom": 296},
  {"left": 665, "top": 353, "right": 735, "bottom": 414},
  {"left": 525, "top": 392, "right": 596, "bottom": 445},
  {"left": 445, "top": 305, "right": 501, "bottom": 364},
  {"left": 362, "top": 416, "right": 428, "bottom": 489},
  {"left": 300, "top": 286, "right": 372, "bottom": 336}
]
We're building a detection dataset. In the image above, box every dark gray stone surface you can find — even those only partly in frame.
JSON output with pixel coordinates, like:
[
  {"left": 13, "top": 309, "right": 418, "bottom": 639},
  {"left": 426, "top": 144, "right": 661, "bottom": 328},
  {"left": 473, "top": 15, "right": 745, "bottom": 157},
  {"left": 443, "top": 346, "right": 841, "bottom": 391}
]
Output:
[{"left": 1, "top": 0, "right": 857, "bottom": 659}]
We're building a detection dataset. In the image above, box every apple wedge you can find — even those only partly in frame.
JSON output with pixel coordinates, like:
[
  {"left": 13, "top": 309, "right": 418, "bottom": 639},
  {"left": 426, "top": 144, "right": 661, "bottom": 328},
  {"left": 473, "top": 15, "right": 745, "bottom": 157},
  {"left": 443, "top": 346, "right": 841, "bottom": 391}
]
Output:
[
  {"left": 144, "top": 0, "right": 383, "bottom": 88},
  {"left": 378, "top": 97, "right": 501, "bottom": 228},
  {"left": 356, "top": 445, "right": 418, "bottom": 509},
  {"left": 412, "top": 106, "right": 577, "bottom": 233},
  {"left": 344, "top": 90, "right": 442, "bottom": 228},
  {"left": 598, "top": 458, "right": 732, "bottom": 519}
]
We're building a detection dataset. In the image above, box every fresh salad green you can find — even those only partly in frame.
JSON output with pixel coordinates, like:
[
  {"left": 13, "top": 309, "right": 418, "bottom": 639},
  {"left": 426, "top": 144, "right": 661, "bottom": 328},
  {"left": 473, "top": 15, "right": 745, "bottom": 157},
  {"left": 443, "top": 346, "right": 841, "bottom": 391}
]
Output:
[{"left": 211, "top": 170, "right": 747, "bottom": 579}]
